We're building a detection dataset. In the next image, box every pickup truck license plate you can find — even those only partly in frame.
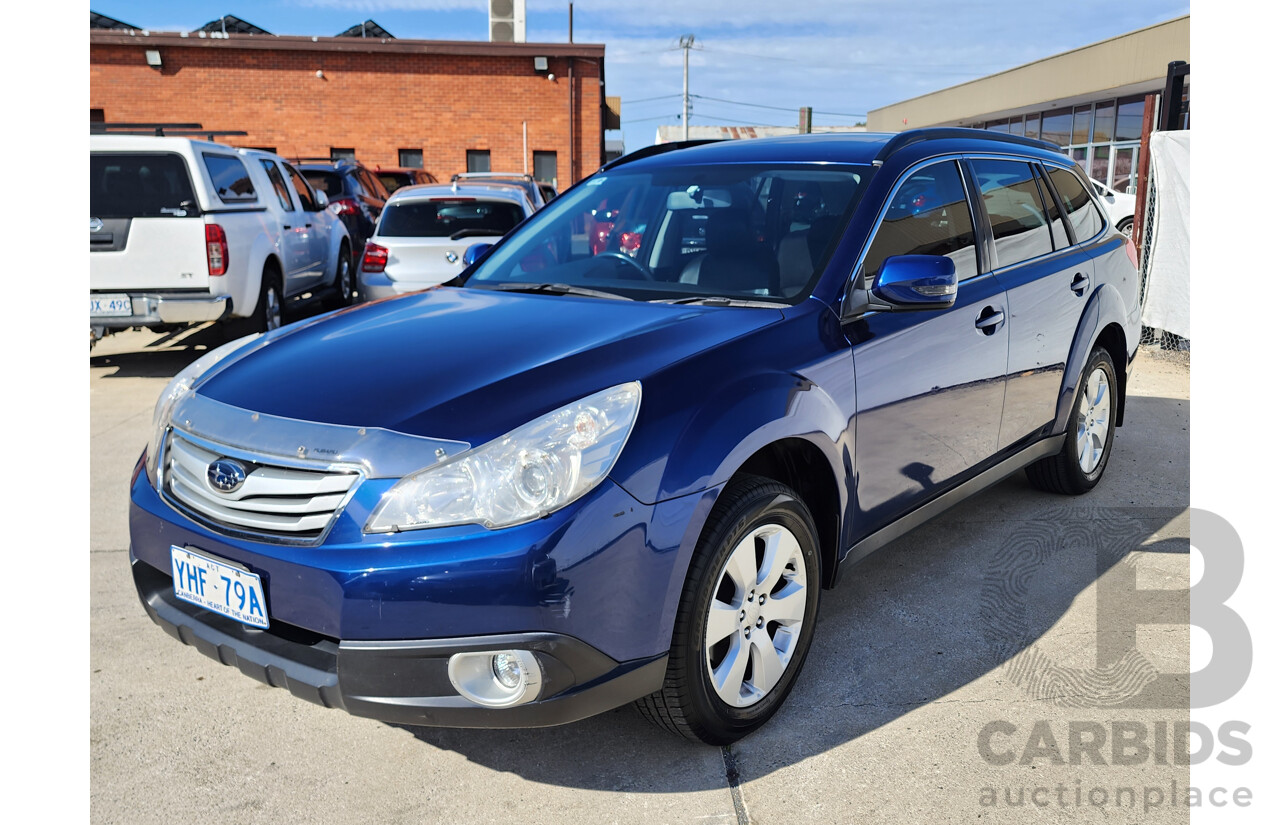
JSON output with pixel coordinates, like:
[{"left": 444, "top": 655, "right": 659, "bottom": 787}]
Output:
[
  {"left": 90, "top": 294, "right": 132, "bottom": 317},
  {"left": 170, "top": 546, "right": 269, "bottom": 629}
]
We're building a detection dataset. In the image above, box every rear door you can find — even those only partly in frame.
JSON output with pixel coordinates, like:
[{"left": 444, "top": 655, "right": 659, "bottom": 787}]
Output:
[
  {"left": 282, "top": 164, "right": 328, "bottom": 291},
  {"left": 258, "top": 159, "right": 314, "bottom": 294},
  {"left": 90, "top": 152, "right": 209, "bottom": 294},
  {"left": 972, "top": 158, "right": 1098, "bottom": 450},
  {"left": 849, "top": 159, "right": 1009, "bottom": 536}
]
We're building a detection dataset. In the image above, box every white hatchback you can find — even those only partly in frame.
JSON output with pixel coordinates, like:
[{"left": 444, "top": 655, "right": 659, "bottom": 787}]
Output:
[
  {"left": 359, "top": 183, "right": 536, "bottom": 299},
  {"left": 1090, "top": 178, "right": 1137, "bottom": 238}
]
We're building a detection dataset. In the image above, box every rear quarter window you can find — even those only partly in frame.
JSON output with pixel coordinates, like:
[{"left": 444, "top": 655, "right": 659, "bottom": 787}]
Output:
[
  {"left": 90, "top": 152, "right": 198, "bottom": 218},
  {"left": 1047, "top": 167, "right": 1105, "bottom": 242},
  {"left": 202, "top": 153, "right": 257, "bottom": 203},
  {"left": 303, "top": 171, "right": 344, "bottom": 198}
]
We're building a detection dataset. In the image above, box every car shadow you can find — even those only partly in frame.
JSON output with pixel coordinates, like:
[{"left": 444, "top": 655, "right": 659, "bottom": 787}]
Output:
[{"left": 389, "top": 393, "right": 1189, "bottom": 790}]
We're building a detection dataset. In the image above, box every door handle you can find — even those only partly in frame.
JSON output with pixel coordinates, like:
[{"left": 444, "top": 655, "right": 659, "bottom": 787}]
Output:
[
  {"left": 304, "top": 223, "right": 313, "bottom": 229},
  {"left": 283, "top": 224, "right": 292, "bottom": 229},
  {"left": 1070, "top": 272, "right": 1091, "bottom": 296},
  {"left": 975, "top": 306, "right": 1005, "bottom": 335}
]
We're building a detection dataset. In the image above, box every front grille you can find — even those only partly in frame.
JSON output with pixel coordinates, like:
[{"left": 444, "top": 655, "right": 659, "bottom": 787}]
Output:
[{"left": 162, "top": 431, "right": 360, "bottom": 542}]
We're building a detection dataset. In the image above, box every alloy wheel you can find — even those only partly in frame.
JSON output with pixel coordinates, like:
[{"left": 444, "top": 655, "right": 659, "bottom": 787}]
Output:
[
  {"left": 704, "top": 523, "right": 808, "bottom": 707},
  {"left": 1076, "top": 366, "right": 1111, "bottom": 474}
]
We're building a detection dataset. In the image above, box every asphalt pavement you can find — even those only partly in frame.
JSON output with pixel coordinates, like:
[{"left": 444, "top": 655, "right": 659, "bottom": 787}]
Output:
[{"left": 90, "top": 325, "right": 1191, "bottom": 824}]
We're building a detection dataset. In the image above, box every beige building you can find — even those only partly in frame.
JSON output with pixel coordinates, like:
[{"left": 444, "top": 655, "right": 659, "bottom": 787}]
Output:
[{"left": 867, "top": 15, "right": 1189, "bottom": 194}]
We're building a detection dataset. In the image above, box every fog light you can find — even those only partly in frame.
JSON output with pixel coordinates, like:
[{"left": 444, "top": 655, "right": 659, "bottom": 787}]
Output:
[{"left": 448, "top": 649, "right": 543, "bottom": 708}]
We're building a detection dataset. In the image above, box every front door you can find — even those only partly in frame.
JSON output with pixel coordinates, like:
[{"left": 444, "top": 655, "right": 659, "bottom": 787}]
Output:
[{"left": 847, "top": 159, "right": 1009, "bottom": 538}]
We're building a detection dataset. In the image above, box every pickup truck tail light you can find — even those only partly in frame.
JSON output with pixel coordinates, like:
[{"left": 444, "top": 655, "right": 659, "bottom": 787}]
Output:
[
  {"left": 329, "top": 198, "right": 361, "bottom": 217},
  {"left": 205, "top": 224, "right": 228, "bottom": 276},
  {"left": 361, "top": 242, "right": 389, "bottom": 273}
]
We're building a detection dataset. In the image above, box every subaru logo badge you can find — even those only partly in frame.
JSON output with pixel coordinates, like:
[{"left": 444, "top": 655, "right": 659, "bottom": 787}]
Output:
[
  {"left": 207, "top": 458, "right": 247, "bottom": 494},
  {"left": 90, "top": 217, "right": 103, "bottom": 233},
  {"left": 445, "top": 250, "right": 459, "bottom": 263}
]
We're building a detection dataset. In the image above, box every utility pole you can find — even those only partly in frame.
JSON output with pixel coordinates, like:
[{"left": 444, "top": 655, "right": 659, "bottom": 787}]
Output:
[{"left": 680, "top": 34, "right": 695, "bottom": 141}]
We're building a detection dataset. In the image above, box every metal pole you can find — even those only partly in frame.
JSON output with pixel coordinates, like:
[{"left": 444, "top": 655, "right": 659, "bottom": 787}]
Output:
[
  {"left": 680, "top": 35, "right": 694, "bottom": 141},
  {"left": 568, "top": 3, "right": 573, "bottom": 43}
]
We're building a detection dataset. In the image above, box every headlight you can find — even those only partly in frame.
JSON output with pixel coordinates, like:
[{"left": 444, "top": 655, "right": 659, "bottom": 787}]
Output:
[
  {"left": 366, "top": 381, "right": 641, "bottom": 532},
  {"left": 145, "top": 333, "right": 263, "bottom": 481}
]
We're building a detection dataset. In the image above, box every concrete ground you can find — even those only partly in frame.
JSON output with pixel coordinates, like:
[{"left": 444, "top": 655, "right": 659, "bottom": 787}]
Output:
[{"left": 90, "top": 326, "right": 1190, "bottom": 824}]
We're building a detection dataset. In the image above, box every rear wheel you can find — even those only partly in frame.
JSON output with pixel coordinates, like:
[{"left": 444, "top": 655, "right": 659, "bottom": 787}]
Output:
[
  {"left": 1026, "top": 346, "right": 1118, "bottom": 494},
  {"left": 1117, "top": 217, "right": 1134, "bottom": 239},
  {"left": 323, "top": 246, "right": 354, "bottom": 310},
  {"left": 637, "top": 476, "right": 820, "bottom": 744},
  {"left": 226, "top": 267, "right": 282, "bottom": 340}
]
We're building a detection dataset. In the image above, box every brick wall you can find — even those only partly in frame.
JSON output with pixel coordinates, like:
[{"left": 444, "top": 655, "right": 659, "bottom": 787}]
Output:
[{"left": 90, "top": 39, "right": 603, "bottom": 187}]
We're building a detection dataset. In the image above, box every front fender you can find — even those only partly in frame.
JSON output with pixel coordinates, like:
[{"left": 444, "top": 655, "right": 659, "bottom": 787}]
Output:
[{"left": 1053, "top": 282, "right": 1127, "bottom": 433}]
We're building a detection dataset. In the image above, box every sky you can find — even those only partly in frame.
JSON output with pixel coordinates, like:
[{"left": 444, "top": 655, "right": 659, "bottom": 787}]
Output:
[{"left": 92, "top": 0, "right": 1191, "bottom": 153}]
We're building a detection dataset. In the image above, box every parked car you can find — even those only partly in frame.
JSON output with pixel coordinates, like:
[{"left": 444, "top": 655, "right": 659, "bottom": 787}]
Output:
[
  {"left": 128, "top": 129, "right": 1140, "bottom": 745},
  {"left": 359, "top": 182, "right": 536, "bottom": 299},
  {"left": 90, "top": 136, "right": 354, "bottom": 345},
  {"left": 1090, "top": 177, "right": 1136, "bottom": 238},
  {"left": 538, "top": 182, "right": 558, "bottom": 203},
  {"left": 375, "top": 166, "right": 439, "bottom": 195},
  {"left": 450, "top": 172, "right": 547, "bottom": 210},
  {"left": 293, "top": 158, "right": 390, "bottom": 266}
]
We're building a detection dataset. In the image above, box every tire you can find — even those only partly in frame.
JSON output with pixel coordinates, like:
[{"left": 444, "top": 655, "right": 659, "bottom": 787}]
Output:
[
  {"left": 636, "top": 475, "right": 821, "bottom": 744},
  {"left": 323, "top": 246, "right": 354, "bottom": 310},
  {"left": 1025, "top": 346, "right": 1118, "bottom": 495},
  {"left": 226, "top": 267, "right": 283, "bottom": 340},
  {"left": 1117, "top": 218, "right": 1134, "bottom": 239}
]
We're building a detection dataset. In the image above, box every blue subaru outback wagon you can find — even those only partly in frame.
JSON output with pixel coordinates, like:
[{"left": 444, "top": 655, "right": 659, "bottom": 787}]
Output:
[{"left": 129, "top": 129, "right": 1141, "bottom": 744}]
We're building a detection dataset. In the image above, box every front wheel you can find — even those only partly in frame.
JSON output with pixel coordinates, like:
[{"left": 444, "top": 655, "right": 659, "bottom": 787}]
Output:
[
  {"left": 1025, "top": 346, "right": 1118, "bottom": 494},
  {"left": 1117, "top": 217, "right": 1134, "bottom": 239},
  {"left": 637, "top": 476, "right": 820, "bottom": 744}
]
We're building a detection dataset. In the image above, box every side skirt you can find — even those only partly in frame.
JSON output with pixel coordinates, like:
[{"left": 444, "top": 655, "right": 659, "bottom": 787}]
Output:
[{"left": 832, "top": 434, "right": 1065, "bottom": 585}]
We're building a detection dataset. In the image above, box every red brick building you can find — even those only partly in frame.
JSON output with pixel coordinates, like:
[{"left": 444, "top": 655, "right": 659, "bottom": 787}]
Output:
[{"left": 89, "top": 29, "right": 608, "bottom": 187}]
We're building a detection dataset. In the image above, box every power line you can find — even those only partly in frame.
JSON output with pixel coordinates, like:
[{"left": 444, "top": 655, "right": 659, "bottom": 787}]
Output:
[
  {"left": 696, "top": 95, "right": 865, "bottom": 118},
  {"left": 621, "top": 93, "right": 683, "bottom": 105}
]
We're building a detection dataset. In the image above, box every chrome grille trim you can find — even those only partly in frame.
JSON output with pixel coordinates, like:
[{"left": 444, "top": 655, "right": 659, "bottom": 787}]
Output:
[{"left": 160, "top": 429, "right": 362, "bottom": 545}]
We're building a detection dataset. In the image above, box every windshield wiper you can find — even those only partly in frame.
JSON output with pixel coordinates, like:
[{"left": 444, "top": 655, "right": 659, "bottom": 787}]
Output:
[
  {"left": 650, "top": 296, "right": 783, "bottom": 307},
  {"left": 480, "top": 283, "right": 633, "bottom": 301},
  {"left": 449, "top": 228, "right": 503, "bottom": 240}
]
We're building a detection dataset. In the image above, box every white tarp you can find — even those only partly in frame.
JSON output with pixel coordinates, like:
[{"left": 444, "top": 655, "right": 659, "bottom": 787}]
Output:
[{"left": 1140, "top": 131, "right": 1191, "bottom": 339}]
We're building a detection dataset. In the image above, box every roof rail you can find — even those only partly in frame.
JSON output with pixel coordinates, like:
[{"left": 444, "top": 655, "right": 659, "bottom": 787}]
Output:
[
  {"left": 873, "top": 127, "right": 1062, "bottom": 163},
  {"left": 289, "top": 156, "right": 360, "bottom": 165},
  {"left": 599, "top": 140, "right": 724, "bottom": 172},
  {"left": 90, "top": 123, "right": 248, "bottom": 140},
  {"left": 451, "top": 172, "right": 535, "bottom": 181}
]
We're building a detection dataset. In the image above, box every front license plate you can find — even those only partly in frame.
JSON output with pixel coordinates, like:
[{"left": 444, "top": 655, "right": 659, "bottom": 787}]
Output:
[
  {"left": 90, "top": 294, "right": 132, "bottom": 317},
  {"left": 170, "top": 546, "right": 269, "bottom": 629}
]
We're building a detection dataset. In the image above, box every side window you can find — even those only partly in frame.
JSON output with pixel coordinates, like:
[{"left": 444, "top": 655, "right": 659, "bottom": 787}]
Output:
[
  {"left": 1033, "top": 165, "right": 1069, "bottom": 249},
  {"left": 283, "top": 164, "right": 317, "bottom": 211},
  {"left": 1047, "top": 167, "right": 1105, "bottom": 242},
  {"left": 202, "top": 153, "right": 257, "bottom": 203},
  {"left": 259, "top": 160, "right": 295, "bottom": 212},
  {"left": 861, "top": 161, "right": 977, "bottom": 282},
  {"left": 970, "top": 159, "right": 1053, "bottom": 269}
]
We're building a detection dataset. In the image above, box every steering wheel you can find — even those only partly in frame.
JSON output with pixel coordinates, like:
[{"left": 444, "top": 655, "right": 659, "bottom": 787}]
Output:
[{"left": 591, "top": 251, "right": 654, "bottom": 281}]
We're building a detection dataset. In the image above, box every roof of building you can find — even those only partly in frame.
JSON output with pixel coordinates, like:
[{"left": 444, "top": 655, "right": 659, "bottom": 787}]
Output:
[{"left": 654, "top": 125, "right": 866, "bottom": 144}]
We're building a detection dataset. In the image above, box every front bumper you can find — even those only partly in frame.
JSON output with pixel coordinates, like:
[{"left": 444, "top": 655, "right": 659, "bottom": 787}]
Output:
[
  {"left": 91, "top": 292, "right": 230, "bottom": 329},
  {"left": 133, "top": 555, "right": 668, "bottom": 727}
]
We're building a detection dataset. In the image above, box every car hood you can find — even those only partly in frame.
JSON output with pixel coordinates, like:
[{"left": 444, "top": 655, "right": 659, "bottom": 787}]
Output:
[{"left": 196, "top": 287, "right": 783, "bottom": 445}]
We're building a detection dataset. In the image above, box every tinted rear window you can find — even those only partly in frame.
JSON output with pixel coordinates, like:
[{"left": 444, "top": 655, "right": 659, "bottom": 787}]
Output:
[
  {"left": 202, "top": 153, "right": 257, "bottom": 203},
  {"left": 1047, "top": 167, "right": 1105, "bottom": 242},
  {"left": 90, "top": 153, "right": 198, "bottom": 218},
  {"left": 303, "top": 171, "right": 344, "bottom": 198},
  {"left": 379, "top": 199, "right": 525, "bottom": 238}
]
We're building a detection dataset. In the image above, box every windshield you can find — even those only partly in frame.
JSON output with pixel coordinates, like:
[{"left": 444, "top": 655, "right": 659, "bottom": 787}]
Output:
[{"left": 463, "top": 163, "right": 867, "bottom": 302}]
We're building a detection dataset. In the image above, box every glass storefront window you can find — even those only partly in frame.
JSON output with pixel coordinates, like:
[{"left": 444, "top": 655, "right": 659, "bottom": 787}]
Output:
[
  {"left": 1072, "top": 105, "right": 1093, "bottom": 145},
  {"left": 986, "top": 119, "right": 1010, "bottom": 133},
  {"left": 1113, "top": 146, "right": 1138, "bottom": 194},
  {"left": 1041, "top": 108, "right": 1072, "bottom": 146},
  {"left": 1116, "top": 96, "right": 1145, "bottom": 142},
  {"left": 1025, "top": 114, "right": 1040, "bottom": 140},
  {"left": 1008, "top": 117, "right": 1025, "bottom": 137},
  {"left": 1093, "top": 101, "right": 1115, "bottom": 144},
  {"left": 1090, "top": 145, "right": 1110, "bottom": 184}
]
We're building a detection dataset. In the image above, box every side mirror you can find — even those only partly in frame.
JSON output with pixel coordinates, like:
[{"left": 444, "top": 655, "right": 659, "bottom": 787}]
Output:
[
  {"left": 871, "top": 255, "right": 958, "bottom": 310},
  {"left": 462, "top": 243, "right": 493, "bottom": 267},
  {"left": 313, "top": 190, "right": 329, "bottom": 210}
]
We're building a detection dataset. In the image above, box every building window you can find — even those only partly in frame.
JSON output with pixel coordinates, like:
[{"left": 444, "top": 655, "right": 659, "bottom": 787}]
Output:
[
  {"left": 90, "top": 108, "right": 105, "bottom": 123},
  {"left": 1071, "top": 105, "right": 1093, "bottom": 145},
  {"left": 1114, "top": 96, "right": 1146, "bottom": 142},
  {"left": 1092, "top": 101, "right": 1115, "bottom": 144},
  {"left": 1024, "top": 113, "right": 1040, "bottom": 141},
  {"left": 399, "top": 149, "right": 423, "bottom": 169},
  {"left": 330, "top": 147, "right": 356, "bottom": 161},
  {"left": 466, "top": 150, "right": 491, "bottom": 173},
  {"left": 533, "top": 151, "right": 557, "bottom": 184},
  {"left": 1039, "top": 108, "right": 1072, "bottom": 147}
]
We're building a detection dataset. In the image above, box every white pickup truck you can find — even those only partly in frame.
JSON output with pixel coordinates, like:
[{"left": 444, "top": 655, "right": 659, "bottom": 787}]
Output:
[{"left": 90, "top": 136, "right": 354, "bottom": 344}]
